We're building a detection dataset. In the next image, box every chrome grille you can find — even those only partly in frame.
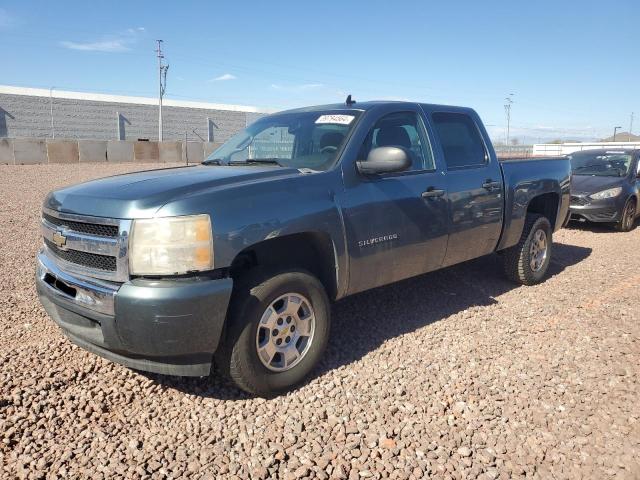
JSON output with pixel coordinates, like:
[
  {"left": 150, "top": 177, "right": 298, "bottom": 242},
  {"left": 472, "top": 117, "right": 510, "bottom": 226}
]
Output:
[
  {"left": 41, "top": 208, "right": 131, "bottom": 282},
  {"left": 42, "top": 212, "right": 119, "bottom": 238},
  {"left": 44, "top": 238, "right": 117, "bottom": 271}
]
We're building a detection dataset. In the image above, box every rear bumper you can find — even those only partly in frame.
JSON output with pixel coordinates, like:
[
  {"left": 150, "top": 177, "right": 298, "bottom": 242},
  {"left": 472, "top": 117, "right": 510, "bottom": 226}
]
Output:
[{"left": 36, "top": 251, "right": 233, "bottom": 376}]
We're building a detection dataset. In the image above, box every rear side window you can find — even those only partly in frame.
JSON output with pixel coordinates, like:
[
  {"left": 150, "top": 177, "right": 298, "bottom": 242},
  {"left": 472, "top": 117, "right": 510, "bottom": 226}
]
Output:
[{"left": 431, "top": 112, "right": 486, "bottom": 169}]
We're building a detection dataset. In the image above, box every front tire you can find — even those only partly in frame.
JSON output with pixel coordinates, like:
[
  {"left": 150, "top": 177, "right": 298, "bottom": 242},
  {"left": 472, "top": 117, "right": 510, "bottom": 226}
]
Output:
[
  {"left": 502, "top": 214, "right": 553, "bottom": 285},
  {"left": 615, "top": 198, "right": 636, "bottom": 232},
  {"left": 216, "top": 269, "right": 330, "bottom": 397}
]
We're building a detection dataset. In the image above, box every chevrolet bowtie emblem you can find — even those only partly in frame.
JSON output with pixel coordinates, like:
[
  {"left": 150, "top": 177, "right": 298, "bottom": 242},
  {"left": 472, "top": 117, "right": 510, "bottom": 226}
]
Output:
[{"left": 52, "top": 231, "right": 67, "bottom": 248}]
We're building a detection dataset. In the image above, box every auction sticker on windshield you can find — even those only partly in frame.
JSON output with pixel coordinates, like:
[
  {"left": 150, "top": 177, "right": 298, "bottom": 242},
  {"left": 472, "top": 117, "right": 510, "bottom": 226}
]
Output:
[{"left": 315, "top": 114, "right": 355, "bottom": 125}]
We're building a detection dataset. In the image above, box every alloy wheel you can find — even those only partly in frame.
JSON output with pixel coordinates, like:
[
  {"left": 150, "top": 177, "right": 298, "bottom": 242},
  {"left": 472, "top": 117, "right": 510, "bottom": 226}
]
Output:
[
  {"left": 529, "top": 229, "right": 548, "bottom": 272},
  {"left": 255, "top": 293, "right": 316, "bottom": 372}
]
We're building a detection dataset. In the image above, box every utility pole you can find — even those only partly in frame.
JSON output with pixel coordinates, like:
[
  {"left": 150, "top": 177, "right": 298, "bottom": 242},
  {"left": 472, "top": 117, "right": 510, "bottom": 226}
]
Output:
[
  {"left": 629, "top": 112, "right": 634, "bottom": 141},
  {"left": 156, "top": 40, "right": 169, "bottom": 141},
  {"left": 504, "top": 93, "right": 514, "bottom": 146},
  {"left": 49, "top": 86, "right": 56, "bottom": 139}
]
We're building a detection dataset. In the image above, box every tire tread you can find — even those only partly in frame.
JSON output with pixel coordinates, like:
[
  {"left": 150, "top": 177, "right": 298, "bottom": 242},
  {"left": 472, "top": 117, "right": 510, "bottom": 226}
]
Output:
[
  {"left": 502, "top": 214, "right": 551, "bottom": 285},
  {"left": 216, "top": 268, "right": 330, "bottom": 397}
]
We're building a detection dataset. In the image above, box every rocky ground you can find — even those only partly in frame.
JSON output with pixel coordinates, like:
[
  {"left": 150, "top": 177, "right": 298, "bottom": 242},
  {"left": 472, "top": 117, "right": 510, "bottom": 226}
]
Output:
[{"left": 0, "top": 164, "right": 639, "bottom": 479}]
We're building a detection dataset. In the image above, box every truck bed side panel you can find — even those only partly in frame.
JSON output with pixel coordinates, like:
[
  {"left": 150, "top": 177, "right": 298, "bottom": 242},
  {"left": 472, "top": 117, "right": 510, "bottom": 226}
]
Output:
[{"left": 496, "top": 158, "right": 571, "bottom": 251}]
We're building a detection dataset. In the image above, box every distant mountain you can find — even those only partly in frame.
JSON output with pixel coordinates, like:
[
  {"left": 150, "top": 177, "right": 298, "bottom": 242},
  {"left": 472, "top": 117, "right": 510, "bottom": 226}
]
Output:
[{"left": 599, "top": 132, "right": 640, "bottom": 142}]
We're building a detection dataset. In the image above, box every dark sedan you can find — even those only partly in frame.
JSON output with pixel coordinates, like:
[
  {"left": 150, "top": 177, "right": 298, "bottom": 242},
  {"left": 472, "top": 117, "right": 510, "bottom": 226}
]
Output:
[{"left": 569, "top": 149, "right": 640, "bottom": 231}]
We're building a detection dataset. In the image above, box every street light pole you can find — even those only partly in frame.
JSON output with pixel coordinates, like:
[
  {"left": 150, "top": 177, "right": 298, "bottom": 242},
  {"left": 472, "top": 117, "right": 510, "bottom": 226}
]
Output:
[
  {"left": 613, "top": 126, "right": 622, "bottom": 142},
  {"left": 49, "top": 86, "right": 56, "bottom": 139}
]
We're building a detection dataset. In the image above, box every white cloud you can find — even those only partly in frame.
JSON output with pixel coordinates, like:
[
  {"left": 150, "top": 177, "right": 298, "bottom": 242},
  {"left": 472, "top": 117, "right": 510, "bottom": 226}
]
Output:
[
  {"left": 60, "top": 27, "right": 145, "bottom": 53},
  {"left": 210, "top": 73, "right": 237, "bottom": 82},
  {"left": 60, "top": 39, "right": 130, "bottom": 52}
]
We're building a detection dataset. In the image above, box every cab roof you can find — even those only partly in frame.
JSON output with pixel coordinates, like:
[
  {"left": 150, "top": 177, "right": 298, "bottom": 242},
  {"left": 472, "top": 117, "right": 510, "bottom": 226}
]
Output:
[{"left": 277, "top": 100, "right": 475, "bottom": 115}]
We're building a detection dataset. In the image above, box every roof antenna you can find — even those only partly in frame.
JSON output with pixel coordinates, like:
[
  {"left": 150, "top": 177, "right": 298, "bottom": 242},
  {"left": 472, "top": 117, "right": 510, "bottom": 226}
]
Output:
[{"left": 345, "top": 94, "right": 356, "bottom": 106}]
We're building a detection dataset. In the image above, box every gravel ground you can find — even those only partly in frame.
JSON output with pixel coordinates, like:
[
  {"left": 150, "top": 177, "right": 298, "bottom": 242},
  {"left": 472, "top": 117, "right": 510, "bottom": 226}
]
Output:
[{"left": 1, "top": 164, "right": 639, "bottom": 480}]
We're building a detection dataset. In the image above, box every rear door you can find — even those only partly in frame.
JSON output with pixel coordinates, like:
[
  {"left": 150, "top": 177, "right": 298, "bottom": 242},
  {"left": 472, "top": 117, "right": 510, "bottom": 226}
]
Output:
[
  {"left": 339, "top": 105, "right": 449, "bottom": 294},
  {"left": 428, "top": 110, "right": 504, "bottom": 267}
]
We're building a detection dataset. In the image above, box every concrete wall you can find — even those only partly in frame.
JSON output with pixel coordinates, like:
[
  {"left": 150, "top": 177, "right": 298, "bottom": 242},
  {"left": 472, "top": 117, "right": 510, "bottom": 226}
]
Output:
[
  {"left": 0, "top": 91, "right": 263, "bottom": 142},
  {"left": 0, "top": 138, "right": 12, "bottom": 164},
  {"left": 159, "top": 142, "right": 182, "bottom": 163},
  {"left": 107, "top": 140, "right": 135, "bottom": 163},
  {"left": 13, "top": 139, "right": 47, "bottom": 165},
  {"left": 47, "top": 140, "right": 79, "bottom": 164},
  {"left": 0, "top": 139, "right": 223, "bottom": 165},
  {"left": 78, "top": 140, "right": 107, "bottom": 163},
  {"left": 133, "top": 141, "right": 159, "bottom": 163},
  {"left": 185, "top": 142, "right": 204, "bottom": 164}
]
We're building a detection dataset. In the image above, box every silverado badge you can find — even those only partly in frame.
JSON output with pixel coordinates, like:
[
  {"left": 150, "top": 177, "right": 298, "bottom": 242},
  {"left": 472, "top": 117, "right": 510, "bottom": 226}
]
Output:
[{"left": 52, "top": 231, "right": 67, "bottom": 248}]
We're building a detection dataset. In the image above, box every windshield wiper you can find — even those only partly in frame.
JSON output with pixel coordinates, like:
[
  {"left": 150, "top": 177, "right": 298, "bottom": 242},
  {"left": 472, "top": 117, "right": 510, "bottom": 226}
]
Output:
[
  {"left": 202, "top": 158, "right": 222, "bottom": 165},
  {"left": 229, "top": 158, "right": 284, "bottom": 167}
]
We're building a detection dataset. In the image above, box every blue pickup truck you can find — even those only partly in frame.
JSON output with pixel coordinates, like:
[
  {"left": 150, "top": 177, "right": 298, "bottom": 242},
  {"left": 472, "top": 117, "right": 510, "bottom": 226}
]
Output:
[{"left": 36, "top": 100, "right": 570, "bottom": 395}]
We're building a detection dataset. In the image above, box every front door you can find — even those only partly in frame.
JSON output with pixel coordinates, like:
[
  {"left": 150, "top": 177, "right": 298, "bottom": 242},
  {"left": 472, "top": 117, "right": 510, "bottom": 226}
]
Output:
[
  {"left": 339, "top": 108, "right": 449, "bottom": 295},
  {"left": 429, "top": 111, "right": 504, "bottom": 267}
]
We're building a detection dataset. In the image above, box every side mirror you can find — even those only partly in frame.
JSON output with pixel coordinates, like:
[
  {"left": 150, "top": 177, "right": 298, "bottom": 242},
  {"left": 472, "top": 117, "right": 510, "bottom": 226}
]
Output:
[{"left": 356, "top": 146, "right": 412, "bottom": 175}]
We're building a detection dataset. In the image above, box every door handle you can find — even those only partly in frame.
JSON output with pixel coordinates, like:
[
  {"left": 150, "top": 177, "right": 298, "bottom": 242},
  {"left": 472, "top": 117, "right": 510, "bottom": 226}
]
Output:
[
  {"left": 422, "top": 188, "right": 445, "bottom": 199},
  {"left": 482, "top": 180, "right": 501, "bottom": 191}
]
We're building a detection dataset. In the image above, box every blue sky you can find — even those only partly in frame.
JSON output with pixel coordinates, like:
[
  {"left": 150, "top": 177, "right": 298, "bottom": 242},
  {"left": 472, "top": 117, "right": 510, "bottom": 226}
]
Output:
[{"left": 1, "top": 0, "right": 638, "bottom": 142}]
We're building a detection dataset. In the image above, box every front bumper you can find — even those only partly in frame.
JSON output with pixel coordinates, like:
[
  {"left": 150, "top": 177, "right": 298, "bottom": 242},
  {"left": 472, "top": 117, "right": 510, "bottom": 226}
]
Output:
[
  {"left": 36, "top": 251, "right": 233, "bottom": 376},
  {"left": 569, "top": 196, "right": 623, "bottom": 223}
]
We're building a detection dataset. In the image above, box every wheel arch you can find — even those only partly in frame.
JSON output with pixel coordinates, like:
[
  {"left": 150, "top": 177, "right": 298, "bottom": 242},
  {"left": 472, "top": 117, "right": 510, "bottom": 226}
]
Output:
[
  {"left": 228, "top": 231, "right": 339, "bottom": 300},
  {"left": 526, "top": 192, "right": 560, "bottom": 229},
  {"left": 497, "top": 190, "right": 562, "bottom": 251}
]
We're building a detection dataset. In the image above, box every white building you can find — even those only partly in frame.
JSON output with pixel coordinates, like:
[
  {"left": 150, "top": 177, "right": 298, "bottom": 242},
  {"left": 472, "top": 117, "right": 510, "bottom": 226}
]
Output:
[{"left": 533, "top": 142, "right": 640, "bottom": 157}]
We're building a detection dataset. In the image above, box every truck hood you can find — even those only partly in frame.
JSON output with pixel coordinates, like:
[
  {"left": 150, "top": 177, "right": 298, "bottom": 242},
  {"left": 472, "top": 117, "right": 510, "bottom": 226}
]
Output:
[
  {"left": 571, "top": 174, "right": 625, "bottom": 195},
  {"left": 44, "top": 165, "right": 300, "bottom": 218}
]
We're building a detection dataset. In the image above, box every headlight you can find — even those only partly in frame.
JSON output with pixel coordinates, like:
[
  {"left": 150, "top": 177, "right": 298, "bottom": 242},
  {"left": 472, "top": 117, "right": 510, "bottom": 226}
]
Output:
[
  {"left": 129, "top": 215, "right": 213, "bottom": 275},
  {"left": 589, "top": 187, "right": 622, "bottom": 200}
]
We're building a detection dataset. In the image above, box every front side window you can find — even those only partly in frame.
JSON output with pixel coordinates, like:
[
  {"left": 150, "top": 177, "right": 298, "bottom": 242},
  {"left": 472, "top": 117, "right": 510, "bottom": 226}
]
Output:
[
  {"left": 432, "top": 112, "right": 487, "bottom": 169},
  {"left": 205, "top": 110, "right": 362, "bottom": 171},
  {"left": 569, "top": 151, "right": 633, "bottom": 177},
  {"left": 359, "top": 111, "right": 435, "bottom": 171}
]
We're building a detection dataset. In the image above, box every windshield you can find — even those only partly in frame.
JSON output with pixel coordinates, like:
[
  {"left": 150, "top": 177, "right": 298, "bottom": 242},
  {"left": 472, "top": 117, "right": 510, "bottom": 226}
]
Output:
[
  {"left": 204, "top": 110, "right": 362, "bottom": 171},
  {"left": 569, "top": 151, "right": 633, "bottom": 177}
]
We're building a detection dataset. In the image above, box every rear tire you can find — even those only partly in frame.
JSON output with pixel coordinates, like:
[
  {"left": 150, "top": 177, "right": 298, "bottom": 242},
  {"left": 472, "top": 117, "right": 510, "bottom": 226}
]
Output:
[
  {"left": 502, "top": 214, "right": 553, "bottom": 285},
  {"left": 615, "top": 198, "right": 636, "bottom": 232},
  {"left": 216, "top": 268, "right": 330, "bottom": 397}
]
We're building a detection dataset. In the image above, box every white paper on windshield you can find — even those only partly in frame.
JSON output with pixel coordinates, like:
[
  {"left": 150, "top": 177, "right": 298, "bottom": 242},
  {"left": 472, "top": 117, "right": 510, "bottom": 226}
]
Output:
[{"left": 315, "top": 114, "right": 355, "bottom": 125}]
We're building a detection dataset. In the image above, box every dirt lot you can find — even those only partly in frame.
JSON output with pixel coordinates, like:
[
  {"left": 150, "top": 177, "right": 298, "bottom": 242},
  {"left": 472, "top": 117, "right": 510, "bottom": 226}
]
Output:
[{"left": 1, "top": 164, "right": 639, "bottom": 480}]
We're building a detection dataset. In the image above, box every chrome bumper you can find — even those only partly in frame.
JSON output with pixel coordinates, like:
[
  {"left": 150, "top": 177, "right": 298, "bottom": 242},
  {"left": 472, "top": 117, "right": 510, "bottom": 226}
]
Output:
[{"left": 36, "top": 250, "right": 119, "bottom": 315}]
